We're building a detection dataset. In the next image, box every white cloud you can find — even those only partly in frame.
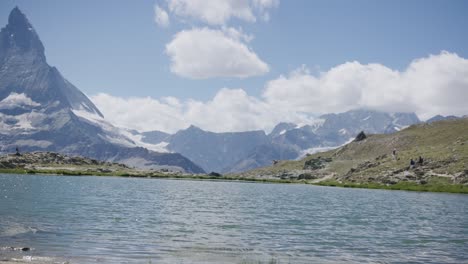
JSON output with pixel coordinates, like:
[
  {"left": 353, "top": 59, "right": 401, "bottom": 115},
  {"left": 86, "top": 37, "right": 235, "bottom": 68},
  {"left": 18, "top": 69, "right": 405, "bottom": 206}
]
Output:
[
  {"left": 166, "top": 0, "right": 279, "bottom": 25},
  {"left": 252, "top": 0, "right": 279, "bottom": 21},
  {"left": 154, "top": 5, "right": 170, "bottom": 28},
  {"left": 91, "top": 89, "right": 311, "bottom": 133},
  {"left": 222, "top": 26, "right": 254, "bottom": 42},
  {"left": 0, "top": 93, "right": 40, "bottom": 109},
  {"left": 263, "top": 51, "right": 468, "bottom": 120},
  {"left": 92, "top": 51, "right": 468, "bottom": 133},
  {"left": 165, "top": 27, "right": 269, "bottom": 79}
]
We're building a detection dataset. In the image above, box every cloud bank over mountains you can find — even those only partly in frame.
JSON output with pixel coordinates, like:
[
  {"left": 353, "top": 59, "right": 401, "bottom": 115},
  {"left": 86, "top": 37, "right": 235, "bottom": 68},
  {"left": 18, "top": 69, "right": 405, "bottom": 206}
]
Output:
[
  {"left": 263, "top": 51, "right": 468, "bottom": 118},
  {"left": 92, "top": 51, "right": 468, "bottom": 133},
  {"left": 103, "top": 2, "right": 468, "bottom": 133}
]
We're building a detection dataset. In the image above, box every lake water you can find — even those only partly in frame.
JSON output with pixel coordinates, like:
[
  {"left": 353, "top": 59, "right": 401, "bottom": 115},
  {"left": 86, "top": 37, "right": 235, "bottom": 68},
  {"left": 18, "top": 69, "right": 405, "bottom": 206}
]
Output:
[{"left": 0, "top": 174, "right": 467, "bottom": 263}]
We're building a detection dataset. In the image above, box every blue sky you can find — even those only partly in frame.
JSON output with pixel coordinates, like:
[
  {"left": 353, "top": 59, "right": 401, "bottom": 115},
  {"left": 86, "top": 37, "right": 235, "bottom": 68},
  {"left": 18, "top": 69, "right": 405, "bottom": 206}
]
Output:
[
  {"left": 1, "top": 0, "right": 467, "bottom": 132},
  {"left": 1, "top": 0, "right": 467, "bottom": 99}
]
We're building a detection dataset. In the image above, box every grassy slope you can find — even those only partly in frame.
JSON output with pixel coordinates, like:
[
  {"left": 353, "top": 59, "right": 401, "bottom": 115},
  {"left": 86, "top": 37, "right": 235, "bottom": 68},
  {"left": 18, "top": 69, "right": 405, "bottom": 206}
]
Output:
[{"left": 237, "top": 118, "right": 468, "bottom": 193}]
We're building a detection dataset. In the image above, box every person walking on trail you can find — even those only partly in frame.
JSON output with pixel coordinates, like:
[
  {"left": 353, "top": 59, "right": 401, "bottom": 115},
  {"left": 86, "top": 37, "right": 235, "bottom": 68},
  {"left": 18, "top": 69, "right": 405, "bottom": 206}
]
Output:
[
  {"left": 392, "top": 148, "right": 398, "bottom": 160},
  {"left": 410, "top": 159, "right": 415, "bottom": 169},
  {"left": 418, "top": 156, "right": 424, "bottom": 166}
]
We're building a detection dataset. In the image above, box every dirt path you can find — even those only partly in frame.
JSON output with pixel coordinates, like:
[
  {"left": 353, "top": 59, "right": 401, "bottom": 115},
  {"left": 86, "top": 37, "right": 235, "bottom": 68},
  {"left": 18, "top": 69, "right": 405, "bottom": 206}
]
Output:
[{"left": 311, "top": 173, "right": 334, "bottom": 183}]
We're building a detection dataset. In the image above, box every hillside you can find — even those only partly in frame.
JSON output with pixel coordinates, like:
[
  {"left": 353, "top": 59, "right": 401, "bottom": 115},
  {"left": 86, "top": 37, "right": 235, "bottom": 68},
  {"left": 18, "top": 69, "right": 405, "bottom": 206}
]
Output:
[{"left": 237, "top": 118, "right": 468, "bottom": 189}]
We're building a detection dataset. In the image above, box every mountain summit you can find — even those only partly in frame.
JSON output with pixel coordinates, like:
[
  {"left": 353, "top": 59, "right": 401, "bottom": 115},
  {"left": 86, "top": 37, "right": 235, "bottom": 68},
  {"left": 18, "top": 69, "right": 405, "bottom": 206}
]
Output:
[
  {"left": 0, "top": 8, "right": 203, "bottom": 173},
  {"left": 0, "top": 6, "right": 45, "bottom": 60},
  {"left": 0, "top": 7, "right": 102, "bottom": 116}
]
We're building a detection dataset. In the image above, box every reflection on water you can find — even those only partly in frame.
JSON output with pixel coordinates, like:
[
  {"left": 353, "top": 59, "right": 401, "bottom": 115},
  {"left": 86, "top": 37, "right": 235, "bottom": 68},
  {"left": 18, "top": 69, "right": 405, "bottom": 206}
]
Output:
[{"left": 1, "top": 174, "right": 467, "bottom": 263}]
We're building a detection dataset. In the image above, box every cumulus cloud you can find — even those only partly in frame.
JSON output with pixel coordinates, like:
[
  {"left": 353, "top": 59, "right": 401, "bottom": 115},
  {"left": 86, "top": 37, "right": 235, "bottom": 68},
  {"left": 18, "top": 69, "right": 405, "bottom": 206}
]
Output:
[
  {"left": 154, "top": 5, "right": 170, "bottom": 28},
  {"left": 166, "top": 0, "right": 279, "bottom": 25},
  {"left": 92, "top": 51, "right": 468, "bottom": 133},
  {"left": 158, "top": 1, "right": 276, "bottom": 79},
  {"left": 165, "top": 27, "right": 269, "bottom": 79},
  {"left": 263, "top": 51, "right": 468, "bottom": 120}
]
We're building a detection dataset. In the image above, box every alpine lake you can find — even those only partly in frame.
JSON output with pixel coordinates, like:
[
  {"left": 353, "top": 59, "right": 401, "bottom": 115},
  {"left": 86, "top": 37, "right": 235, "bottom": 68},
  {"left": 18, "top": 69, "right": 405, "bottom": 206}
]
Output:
[{"left": 1, "top": 174, "right": 467, "bottom": 263}]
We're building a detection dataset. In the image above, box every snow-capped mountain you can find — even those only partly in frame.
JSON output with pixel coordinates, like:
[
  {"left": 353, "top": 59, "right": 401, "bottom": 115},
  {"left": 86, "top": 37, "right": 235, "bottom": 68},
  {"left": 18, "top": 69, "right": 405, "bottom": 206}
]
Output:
[
  {"left": 236, "top": 109, "right": 420, "bottom": 172},
  {"left": 312, "top": 109, "right": 420, "bottom": 144},
  {"left": 137, "top": 109, "right": 421, "bottom": 173},
  {"left": 0, "top": 7, "right": 204, "bottom": 173}
]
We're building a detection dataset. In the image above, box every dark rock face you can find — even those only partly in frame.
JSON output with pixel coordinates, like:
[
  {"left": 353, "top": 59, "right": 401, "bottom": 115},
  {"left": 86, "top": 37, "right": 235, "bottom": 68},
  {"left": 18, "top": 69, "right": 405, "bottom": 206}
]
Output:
[
  {"left": 0, "top": 7, "right": 44, "bottom": 62},
  {"left": 0, "top": 8, "right": 204, "bottom": 173},
  {"left": 168, "top": 125, "right": 270, "bottom": 173}
]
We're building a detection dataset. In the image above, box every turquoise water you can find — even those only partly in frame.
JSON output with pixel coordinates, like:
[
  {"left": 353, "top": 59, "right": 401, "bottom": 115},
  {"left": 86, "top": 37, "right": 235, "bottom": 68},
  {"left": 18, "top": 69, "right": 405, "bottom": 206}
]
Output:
[{"left": 0, "top": 174, "right": 467, "bottom": 263}]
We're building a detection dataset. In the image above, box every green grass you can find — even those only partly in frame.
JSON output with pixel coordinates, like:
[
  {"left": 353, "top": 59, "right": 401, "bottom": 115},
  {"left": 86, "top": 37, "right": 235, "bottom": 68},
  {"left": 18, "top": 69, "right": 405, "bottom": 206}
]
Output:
[{"left": 315, "top": 179, "right": 468, "bottom": 194}]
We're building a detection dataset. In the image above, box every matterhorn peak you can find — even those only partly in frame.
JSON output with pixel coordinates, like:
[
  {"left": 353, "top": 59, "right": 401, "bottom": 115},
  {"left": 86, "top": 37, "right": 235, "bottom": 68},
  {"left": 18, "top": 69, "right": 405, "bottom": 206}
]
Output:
[
  {"left": 0, "top": 7, "right": 45, "bottom": 59},
  {"left": 8, "top": 6, "right": 30, "bottom": 28}
]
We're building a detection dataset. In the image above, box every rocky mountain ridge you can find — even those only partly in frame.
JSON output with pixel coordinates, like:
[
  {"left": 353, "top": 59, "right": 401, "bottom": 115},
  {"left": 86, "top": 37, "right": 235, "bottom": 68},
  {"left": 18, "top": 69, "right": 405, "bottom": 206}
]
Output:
[{"left": 137, "top": 109, "right": 422, "bottom": 173}]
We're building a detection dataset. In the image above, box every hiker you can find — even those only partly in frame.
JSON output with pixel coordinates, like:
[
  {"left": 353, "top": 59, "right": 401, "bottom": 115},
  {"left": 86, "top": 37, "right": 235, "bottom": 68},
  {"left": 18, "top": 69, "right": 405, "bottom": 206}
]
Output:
[
  {"left": 410, "top": 159, "right": 415, "bottom": 169},
  {"left": 15, "top": 146, "right": 20, "bottom": 156},
  {"left": 392, "top": 148, "right": 398, "bottom": 160},
  {"left": 418, "top": 156, "right": 424, "bottom": 165}
]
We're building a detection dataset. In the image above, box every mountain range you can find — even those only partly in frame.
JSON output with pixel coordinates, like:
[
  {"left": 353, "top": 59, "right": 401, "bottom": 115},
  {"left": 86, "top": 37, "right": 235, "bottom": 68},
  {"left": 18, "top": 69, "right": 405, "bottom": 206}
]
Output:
[
  {"left": 135, "top": 109, "right": 421, "bottom": 173},
  {"left": 0, "top": 8, "right": 461, "bottom": 175}
]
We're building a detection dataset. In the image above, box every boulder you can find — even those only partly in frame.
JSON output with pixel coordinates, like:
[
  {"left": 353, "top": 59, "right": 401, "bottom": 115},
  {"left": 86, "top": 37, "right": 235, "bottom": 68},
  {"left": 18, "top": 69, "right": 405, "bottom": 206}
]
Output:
[
  {"left": 208, "top": 172, "right": 222, "bottom": 177},
  {"left": 303, "top": 157, "right": 331, "bottom": 170},
  {"left": 354, "top": 131, "right": 367, "bottom": 141}
]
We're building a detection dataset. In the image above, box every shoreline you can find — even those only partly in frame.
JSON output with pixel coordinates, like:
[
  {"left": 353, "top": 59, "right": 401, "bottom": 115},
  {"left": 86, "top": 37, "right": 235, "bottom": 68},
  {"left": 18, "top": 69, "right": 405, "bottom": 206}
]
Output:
[{"left": 1, "top": 169, "right": 467, "bottom": 194}]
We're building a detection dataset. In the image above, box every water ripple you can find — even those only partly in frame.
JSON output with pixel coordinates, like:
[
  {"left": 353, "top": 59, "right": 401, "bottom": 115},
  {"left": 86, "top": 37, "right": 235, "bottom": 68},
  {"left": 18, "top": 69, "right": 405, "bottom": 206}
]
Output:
[{"left": 0, "top": 174, "right": 467, "bottom": 263}]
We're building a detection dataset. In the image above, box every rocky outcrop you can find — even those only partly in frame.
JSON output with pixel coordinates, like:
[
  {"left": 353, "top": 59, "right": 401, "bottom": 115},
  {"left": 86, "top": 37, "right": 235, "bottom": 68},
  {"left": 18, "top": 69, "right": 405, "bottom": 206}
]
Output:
[
  {"left": 339, "top": 157, "right": 468, "bottom": 185},
  {"left": 303, "top": 156, "right": 332, "bottom": 170},
  {"left": 0, "top": 152, "right": 126, "bottom": 169}
]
